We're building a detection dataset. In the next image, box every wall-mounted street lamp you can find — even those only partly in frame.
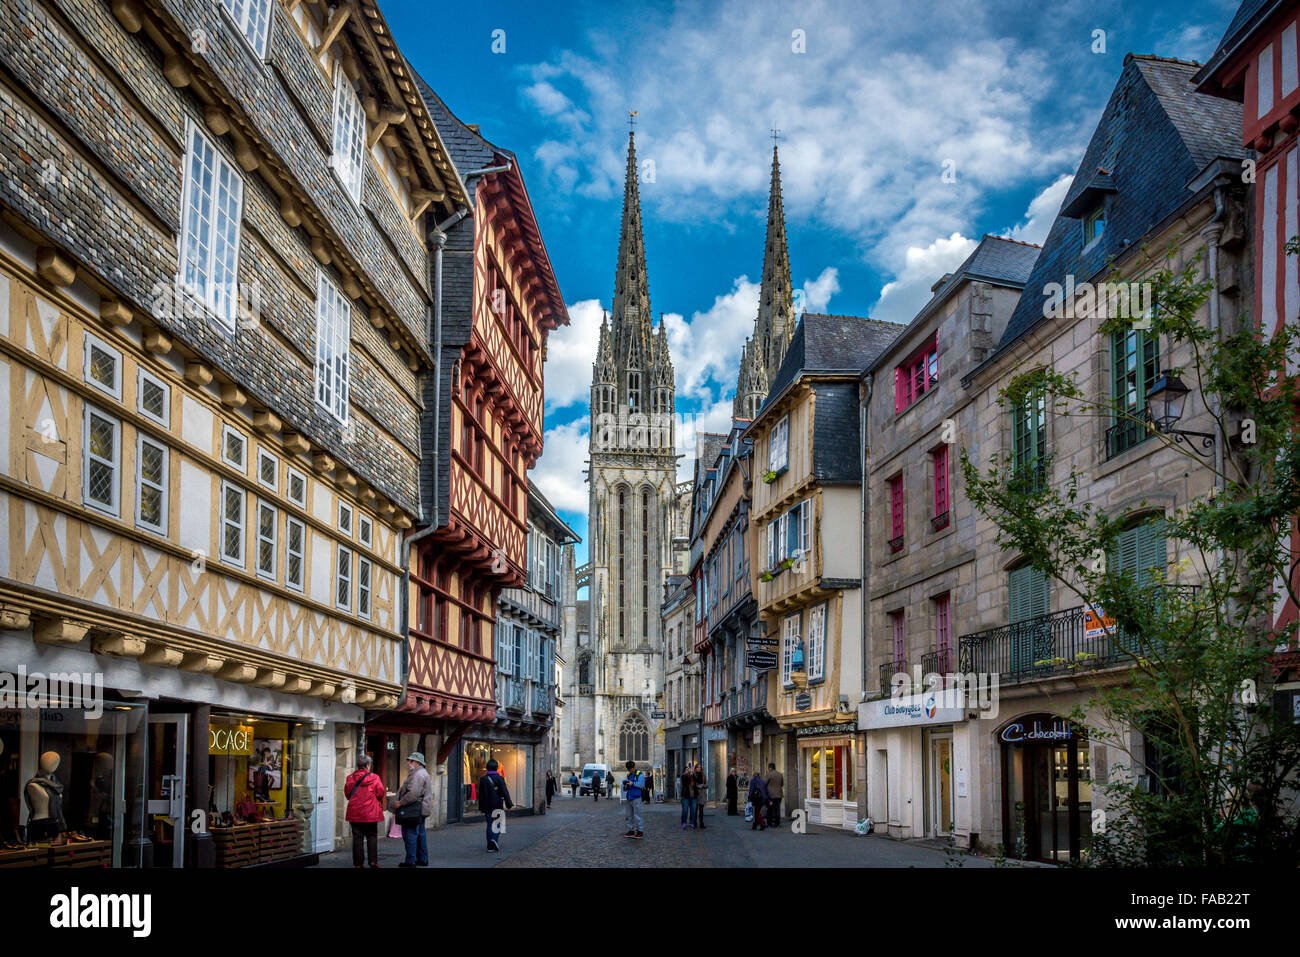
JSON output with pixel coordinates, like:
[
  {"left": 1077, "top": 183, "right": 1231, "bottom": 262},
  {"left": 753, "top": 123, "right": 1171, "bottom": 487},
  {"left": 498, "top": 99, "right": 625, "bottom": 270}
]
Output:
[{"left": 1146, "top": 374, "right": 1214, "bottom": 457}]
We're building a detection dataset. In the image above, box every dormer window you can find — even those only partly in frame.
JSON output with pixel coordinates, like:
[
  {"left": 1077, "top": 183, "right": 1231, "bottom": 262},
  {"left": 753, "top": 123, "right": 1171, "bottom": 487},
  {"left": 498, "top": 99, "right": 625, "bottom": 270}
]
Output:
[
  {"left": 894, "top": 334, "right": 938, "bottom": 412},
  {"left": 1084, "top": 206, "right": 1106, "bottom": 247}
]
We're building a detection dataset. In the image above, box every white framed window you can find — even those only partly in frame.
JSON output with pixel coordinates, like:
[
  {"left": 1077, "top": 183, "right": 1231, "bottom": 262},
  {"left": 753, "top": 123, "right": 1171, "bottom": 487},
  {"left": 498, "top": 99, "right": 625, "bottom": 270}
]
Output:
[
  {"left": 222, "top": 425, "right": 247, "bottom": 471},
  {"left": 136, "top": 434, "right": 168, "bottom": 535},
  {"left": 314, "top": 270, "right": 351, "bottom": 423},
  {"left": 336, "top": 545, "right": 352, "bottom": 611},
  {"left": 83, "top": 333, "right": 122, "bottom": 399},
  {"left": 83, "top": 404, "right": 121, "bottom": 516},
  {"left": 219, "top": 0, "right": 273, "bottom": 58},
  {"left": 180, "top": 122, "right": 244, "bottom": 330},
  {"left": 359, "top": 514, "right": 373, "bottom": 548},
  {"left": 338, "top": 500, "right": 353, "bottom": 536},
  {"left": 800, "top": 500, "right": 811, "bottom": 555},
  {"left": 287, "top": 468, "right": 307, "bottom": 508},
  {"left": 257, "top": 447, "right": 278, "bottom": 491},
  {"left": 256, "top": 499, "right": 276, "bottom": 580},
  {"left": 137, "top": 368, "right": 170, "bottom": 427},
  {"left": 357, "top": 557, "right": 372, "bottom": 620},
  {"left": 285, "top": 516, "right": 305, "bottom": 592},
  {"left": 769, "top": 414, "right": 789, "bottom": 473},
  {"left": 781, "top": 612, "right": 800, "bottom": 687},
  {"left": 807, "top": 603, "right": 826, "bottom": 682},
  {"left": 330, "top": 63, "right": 366, "bottom": 204},
  {"left": 220, "top": 481, "right": 245, "bottom": 566}
]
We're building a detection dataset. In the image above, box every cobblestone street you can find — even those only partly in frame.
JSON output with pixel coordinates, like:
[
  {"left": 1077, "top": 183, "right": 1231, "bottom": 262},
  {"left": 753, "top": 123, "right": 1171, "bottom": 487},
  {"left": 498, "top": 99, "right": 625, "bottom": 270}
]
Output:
[{"left": 319, "top": 796, "right": 1009, "bottom": 868}]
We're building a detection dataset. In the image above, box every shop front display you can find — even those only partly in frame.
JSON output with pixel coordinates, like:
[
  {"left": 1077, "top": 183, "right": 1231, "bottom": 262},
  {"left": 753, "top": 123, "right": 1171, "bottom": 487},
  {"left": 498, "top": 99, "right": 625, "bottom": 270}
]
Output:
[
  {"left": 202, "top": 714, "right": 320, "bottom": 867},
  {"left": 461, "top": 740, "right": 532, "bottom": 818},
  {"left": 0, "top": 693, "right": 147, "bottom": 869},
  {"left": 796, "top": 721, "right": 858, "bottom": 828},
  {"left": 999, "top": 713, "right": 1093, "bottom": 863}
]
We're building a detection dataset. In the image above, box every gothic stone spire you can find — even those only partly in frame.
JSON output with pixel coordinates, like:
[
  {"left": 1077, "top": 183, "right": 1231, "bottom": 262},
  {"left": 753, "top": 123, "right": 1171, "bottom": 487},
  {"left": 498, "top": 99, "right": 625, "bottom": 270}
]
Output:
[
  {"left": 612, "top": 130, "right": 654, "bottom": 354},
  {"left": 734, "top": 144, "right": 796, "bottom": 418}
]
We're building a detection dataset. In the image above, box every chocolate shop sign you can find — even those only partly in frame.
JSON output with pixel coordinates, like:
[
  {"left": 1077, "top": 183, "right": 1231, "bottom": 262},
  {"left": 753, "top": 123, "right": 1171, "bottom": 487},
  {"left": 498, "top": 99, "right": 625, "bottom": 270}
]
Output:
[{"left": 999, "top": 717, "right": 1075, "bottom": 744}]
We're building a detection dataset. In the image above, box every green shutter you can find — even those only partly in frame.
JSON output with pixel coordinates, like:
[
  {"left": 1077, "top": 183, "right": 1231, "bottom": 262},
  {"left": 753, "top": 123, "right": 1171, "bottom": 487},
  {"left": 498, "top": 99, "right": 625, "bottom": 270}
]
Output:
[{"left": 1009, "top": 565, "right": 1051, "bottom": 676}]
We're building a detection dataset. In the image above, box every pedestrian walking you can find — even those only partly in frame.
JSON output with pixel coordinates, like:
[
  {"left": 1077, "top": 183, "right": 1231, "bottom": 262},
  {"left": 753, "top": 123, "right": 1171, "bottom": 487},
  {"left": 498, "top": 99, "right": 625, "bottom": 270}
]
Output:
[
  {"left": 393, "top": 751, "right": 431, "bottom": 867},
  {"left": 605, "top": 769, "right": 616, "bottom": 801},
  {"left": 344, "top": 754, "right": 385, "bottom": 868},
  {"left": 694, "top": 763, "right": 708, "bottom": 829},
  {"left": 479, "top": 758, "right": 514, "bottom": 852},
  {"left": 725, "top": 768, "right": 739, "bottom": 816},
  {"left": 679, "top": 765, "right": 698, "bottom": 830},
  {"left": 545, "top": 771, "right": 557, "bottom": 808},
  {"left": 748, "top": 773, "right": 770, "bottom": 830},
  {"left": 643, "top": 771, "right": 654, "bottom": 804},
  {"left": 764, "top": 762, "right": 784, "bottom": 829},
  {"left": 570, "top": 771, "right": 579, "bottom": 798},
  {"left": 621, "top": 761, "right": 646, "bottom": 839},
  {"left": 592, "top": 770, "right": 601, "bottom": 801}
]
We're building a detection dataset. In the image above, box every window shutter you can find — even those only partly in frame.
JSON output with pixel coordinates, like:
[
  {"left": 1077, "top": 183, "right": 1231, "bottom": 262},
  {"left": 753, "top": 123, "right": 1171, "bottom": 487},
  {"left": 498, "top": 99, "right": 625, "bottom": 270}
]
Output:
[{"left": 1136, "top": 520, "right": 1167, "bottom": 579}]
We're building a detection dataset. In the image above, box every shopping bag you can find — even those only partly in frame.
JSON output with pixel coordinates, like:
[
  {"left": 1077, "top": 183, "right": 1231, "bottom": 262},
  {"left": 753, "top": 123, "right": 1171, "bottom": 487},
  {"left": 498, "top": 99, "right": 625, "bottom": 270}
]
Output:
[{"left": 387, "top": 813, "right": 402, "bottom": 840}]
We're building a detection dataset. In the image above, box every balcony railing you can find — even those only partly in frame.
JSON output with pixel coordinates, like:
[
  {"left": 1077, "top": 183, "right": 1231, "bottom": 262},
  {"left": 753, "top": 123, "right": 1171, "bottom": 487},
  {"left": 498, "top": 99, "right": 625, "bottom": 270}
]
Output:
[
  {"left": 879, "top": 659, "right": 906, "bottom": 697},
  {"left": 1105, "top": 408, "right": 1153, "bottom": 460},
  {"left": 931, "top": 511, "right": 949, "bottom": 532},
  {"left": 888, "top": 535, "right": 904, "bottom": 553},
  {"left": 721, "top": 681, "right": 768, "bottom": 722},
  {"left": 920, "top": 648, "right": 950, "bottom": 676},
  {"left": 959, "top": 588, "right": 1197, "bottom": 683},
  {"left": 531, "top": 683, "right": 552, "bottom": 716}
]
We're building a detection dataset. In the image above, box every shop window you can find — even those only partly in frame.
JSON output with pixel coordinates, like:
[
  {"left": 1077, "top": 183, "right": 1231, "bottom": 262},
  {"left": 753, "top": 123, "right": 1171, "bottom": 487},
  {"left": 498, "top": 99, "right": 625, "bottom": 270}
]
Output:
[
  {"left": 285, "top": 516, "right": 304, "bottom": 592},
  {"left": 220, "top": 481, "right": 245, "bottom": 566},
  {"left": 807, "top": 603, "right": 826, "bottom": 682},
  {"left": 180, "top": 123, "right": 244, "bottom": 330},
  {"left": 136, "top": 434, "right": 168, "bottom": 535},
  {"left": 137, "top": 368, "right": 170, "bottom": 427}
]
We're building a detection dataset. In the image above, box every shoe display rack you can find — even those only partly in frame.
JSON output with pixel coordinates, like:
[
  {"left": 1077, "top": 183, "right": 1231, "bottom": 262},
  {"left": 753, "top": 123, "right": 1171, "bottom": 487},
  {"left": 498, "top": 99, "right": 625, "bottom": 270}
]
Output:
[{"left": 47, "top": 839, "right": 112, "bottom": 868}]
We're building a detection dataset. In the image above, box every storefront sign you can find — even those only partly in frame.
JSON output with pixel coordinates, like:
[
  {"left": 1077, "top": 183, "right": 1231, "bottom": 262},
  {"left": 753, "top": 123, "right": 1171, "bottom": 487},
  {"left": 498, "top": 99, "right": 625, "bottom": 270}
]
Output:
[
  {"left": 651, "top": 710, "right": 666, "bottom": 720},
  {"left": 795, "top": 720, "right": 857, "bottom": 737},
  {"left": 999, "top": 716, "right": 1075, "bottom": 744},
  {"left": 860, "top": 689, "right": 966, "bottom": 730},
  {"left": 208, "top": 721, "right": 255, "bottom": 755},
  {"left": 747, "top": 651, "right": 777, "bottom": 671},
  {"left": 747, "top": 638, "right": 776, "bottom": 649},
  {"left": 794, "top": 691, "right": 812, "bottom": 712}
]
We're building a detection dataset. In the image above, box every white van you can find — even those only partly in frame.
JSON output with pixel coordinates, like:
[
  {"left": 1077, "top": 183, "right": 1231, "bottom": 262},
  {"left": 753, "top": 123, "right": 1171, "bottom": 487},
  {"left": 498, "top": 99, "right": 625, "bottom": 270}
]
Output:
[{"left": 579, "top": 763, "right": 610, "bottom": 796}]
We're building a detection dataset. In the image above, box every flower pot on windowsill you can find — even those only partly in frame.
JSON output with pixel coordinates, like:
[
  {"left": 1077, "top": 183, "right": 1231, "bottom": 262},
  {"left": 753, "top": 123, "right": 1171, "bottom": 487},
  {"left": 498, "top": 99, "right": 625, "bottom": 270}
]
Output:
[
  {"left": 763, "top": 470, "right": 778, "bottom": 484},
  {"left": 780, "top": 558, "right": 794, "bottom": 570},
  {"left": 759, "top": 571, "right": 774, "bottom": 583}
]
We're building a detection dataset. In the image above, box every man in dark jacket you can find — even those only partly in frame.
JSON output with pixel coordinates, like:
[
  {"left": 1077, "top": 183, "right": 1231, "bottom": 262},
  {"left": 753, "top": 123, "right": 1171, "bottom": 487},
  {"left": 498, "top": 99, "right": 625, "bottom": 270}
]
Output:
[
  {"left": 605, "top": 769, "right": 616, "bottom": 800},
  {"left": 478, "top": 759, "right": 514, "bottom": 852},
  {"left": 680, "top": 766, "right": 698, "bottom": 829},
  {"left": 694, "top": 763, "right": 708, "bottom": 829},
  {"left": 725, "top": 768, "right": 739, "bottom": 815},
  {"left": 545, "top": 771, "right": 557, "bottom": 808},
  {"left": 748, "top": 774, "right": 770, "bottom": 830},
  {"left": 643, "top": 771, "right": 654, "bottom": 804}
]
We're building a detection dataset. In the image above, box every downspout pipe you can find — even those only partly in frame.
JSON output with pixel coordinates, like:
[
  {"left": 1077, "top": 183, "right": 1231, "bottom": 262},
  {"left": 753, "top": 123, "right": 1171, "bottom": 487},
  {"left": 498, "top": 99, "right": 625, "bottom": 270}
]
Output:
[
  {"left": 389, "top": 206, "right": 471, "bottom": 718},
  {"left": 859, "top": 371, "right": 874, "bottom": 702}
]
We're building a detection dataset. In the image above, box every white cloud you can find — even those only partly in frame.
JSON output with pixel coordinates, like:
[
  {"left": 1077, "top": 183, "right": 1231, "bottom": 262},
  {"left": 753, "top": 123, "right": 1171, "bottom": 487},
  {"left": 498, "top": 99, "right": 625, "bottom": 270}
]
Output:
[
  {"left": 663, "top": 278, "right": 761, "bottom": 401},
  {"left": 799, "top": 267, "right": 840, "bottom": 314},
  {"left": 674, "top": 394, "right": 737, "bottom": 481},
  {"left": 544, "top": 299, "right": 604, "bottom": 412},
  {"left": 1005, "top": 174, "right": 1073, "bottom": 245},
  {"left": 533, "top": 418, "right": 590, "bottom": 512},
  {"left": 871, "top": 233, "right": 978, "bottom": 324}
]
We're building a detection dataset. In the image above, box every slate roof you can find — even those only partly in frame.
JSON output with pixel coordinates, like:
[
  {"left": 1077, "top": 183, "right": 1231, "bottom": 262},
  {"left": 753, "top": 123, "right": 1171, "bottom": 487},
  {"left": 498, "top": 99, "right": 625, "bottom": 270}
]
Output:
[
  {"left": 767, "top": 313, "right": 902, "bottom": 400},
  {"left": 989, "top": 54, "right": 1246, "bottom": 365},
  {"left": 866, "top": 234, "right": 1040, "bottom": 375},
  {"left": 1195, "top": 0, "right": 1276, "bottom": 93}
]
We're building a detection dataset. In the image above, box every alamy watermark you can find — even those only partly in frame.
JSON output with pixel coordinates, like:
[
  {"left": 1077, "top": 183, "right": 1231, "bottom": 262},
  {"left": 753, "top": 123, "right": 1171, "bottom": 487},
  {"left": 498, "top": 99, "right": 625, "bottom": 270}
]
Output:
[
  {"left": 0, "top": 667, "right": 104, "bottom": 718},
  {"left": 889, "top": 664, "right": 1000, "bottom": 720},
  {"left": 1041, "top": 276, "right": 1154, "bottom": 324}
]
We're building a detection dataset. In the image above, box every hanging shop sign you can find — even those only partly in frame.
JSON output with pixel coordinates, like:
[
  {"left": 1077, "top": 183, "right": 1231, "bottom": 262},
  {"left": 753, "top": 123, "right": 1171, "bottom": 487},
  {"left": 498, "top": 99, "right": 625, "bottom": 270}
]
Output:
[
  {"left": 747, "top": 651, "right": 778, "bottom": 671},
  {"left": 794, "top": 691, "right": 812, "bottom": 712}
]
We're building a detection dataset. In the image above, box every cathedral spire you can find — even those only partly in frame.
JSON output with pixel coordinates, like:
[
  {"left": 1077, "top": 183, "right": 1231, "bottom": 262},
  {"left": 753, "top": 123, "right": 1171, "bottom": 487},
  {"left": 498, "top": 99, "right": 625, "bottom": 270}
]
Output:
[
  {"left": 734, "top": 144, "right": 797, "bottom": 418},
  {"left": 612, "top": 130, "right": 653, "bottom": 343}
]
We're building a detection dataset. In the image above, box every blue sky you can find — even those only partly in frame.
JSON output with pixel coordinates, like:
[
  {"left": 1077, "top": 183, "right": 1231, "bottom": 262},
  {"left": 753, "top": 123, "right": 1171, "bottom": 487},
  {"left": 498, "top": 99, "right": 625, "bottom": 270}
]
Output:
[{"left": 385, "top": 0, "right": 1241, "bottom": 562}]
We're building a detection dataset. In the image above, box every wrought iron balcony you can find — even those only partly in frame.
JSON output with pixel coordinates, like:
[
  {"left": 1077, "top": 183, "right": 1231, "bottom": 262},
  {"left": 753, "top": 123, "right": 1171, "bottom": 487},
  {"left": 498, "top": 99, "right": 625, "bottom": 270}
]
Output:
[
  {"left": 721, "top": 681, "right": 768, "bottom": 723},
  {"left": 531, "top": 683, "right": 552, "bottom": 716},
  {"left": 888, "top": 534, "right": 905, "bottom": 553},
  {"left": 1104, "top": 408, "right": 1153, "bottom": 460},
  {"left": 958, "top": 588, "right": 1197, "bottom": 683},
  {"left": 879, "top": 659, "right": 906, "bottom": 697},
  {"left": 920, "top": 648, "right": 950, "bottom": 677},
  {"left": 931, "top": 511, "right": 950, "bottom": 532}
]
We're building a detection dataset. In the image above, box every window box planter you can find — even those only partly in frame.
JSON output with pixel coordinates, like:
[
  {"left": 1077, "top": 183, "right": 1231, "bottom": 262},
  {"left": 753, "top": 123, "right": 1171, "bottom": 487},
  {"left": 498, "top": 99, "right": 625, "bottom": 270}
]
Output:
[
  {"left": 763, "top": 465, "right": 787, "bottom": 484},
  {"left": 780, "top": 557, "right": 794, "bottom": 570},
  {"left": 760, "top": 571, "right": 774, "bottom": 583},
  {"left": 931, "top": 511, "right": 950, "bottom": 532},
  {"left": 888, "top": 534, "right": 905, "bottom": 554}
]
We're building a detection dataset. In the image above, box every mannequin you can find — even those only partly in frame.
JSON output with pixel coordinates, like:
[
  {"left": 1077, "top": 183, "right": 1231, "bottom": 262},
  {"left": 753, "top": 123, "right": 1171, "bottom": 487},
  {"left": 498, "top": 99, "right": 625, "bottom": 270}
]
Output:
[{"left": 24, "top": 750, "right": 66, "bottom": 843}]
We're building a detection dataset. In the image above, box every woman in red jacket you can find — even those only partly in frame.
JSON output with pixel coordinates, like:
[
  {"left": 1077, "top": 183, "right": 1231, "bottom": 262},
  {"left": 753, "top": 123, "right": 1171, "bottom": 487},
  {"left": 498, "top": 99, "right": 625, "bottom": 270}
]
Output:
[{"left": 344, "top": 755, "right": 386, "bottom": 868}]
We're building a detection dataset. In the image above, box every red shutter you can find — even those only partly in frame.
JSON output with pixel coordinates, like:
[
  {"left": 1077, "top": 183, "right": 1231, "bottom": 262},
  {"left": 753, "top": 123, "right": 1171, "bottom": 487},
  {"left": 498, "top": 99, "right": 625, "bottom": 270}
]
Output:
[
  {"left": 894, "top": 366, "right": 905, "bottom": 412},
  {"left": 892, "top": 611, "right": 906, "bottom": 663},
  {"left": 933, "top": 446, "right": 949, "bottom": 515},
  {"left": 935, "top": 594, "right": 951, "bottom": 670},
  {"left": 890, "top": 476, "right": 905, "bottom": 539}
]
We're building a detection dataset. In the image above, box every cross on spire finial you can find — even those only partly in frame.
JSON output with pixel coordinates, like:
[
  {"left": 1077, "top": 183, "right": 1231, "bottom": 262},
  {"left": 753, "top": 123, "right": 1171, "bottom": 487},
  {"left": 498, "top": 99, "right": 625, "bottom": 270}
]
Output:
[
  {"left": 629, "top": 110, "right": 638, "bottom": 131},
  {"left": 770, "top": 127, "right": 782, "bottom": 147}
]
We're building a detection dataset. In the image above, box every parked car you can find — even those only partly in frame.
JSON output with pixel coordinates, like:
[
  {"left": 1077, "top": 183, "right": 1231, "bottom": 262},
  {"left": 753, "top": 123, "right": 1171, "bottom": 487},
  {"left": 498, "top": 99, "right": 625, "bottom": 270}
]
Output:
[{"left": 578, "top": 763, "right": 610, "bottom": 796}]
